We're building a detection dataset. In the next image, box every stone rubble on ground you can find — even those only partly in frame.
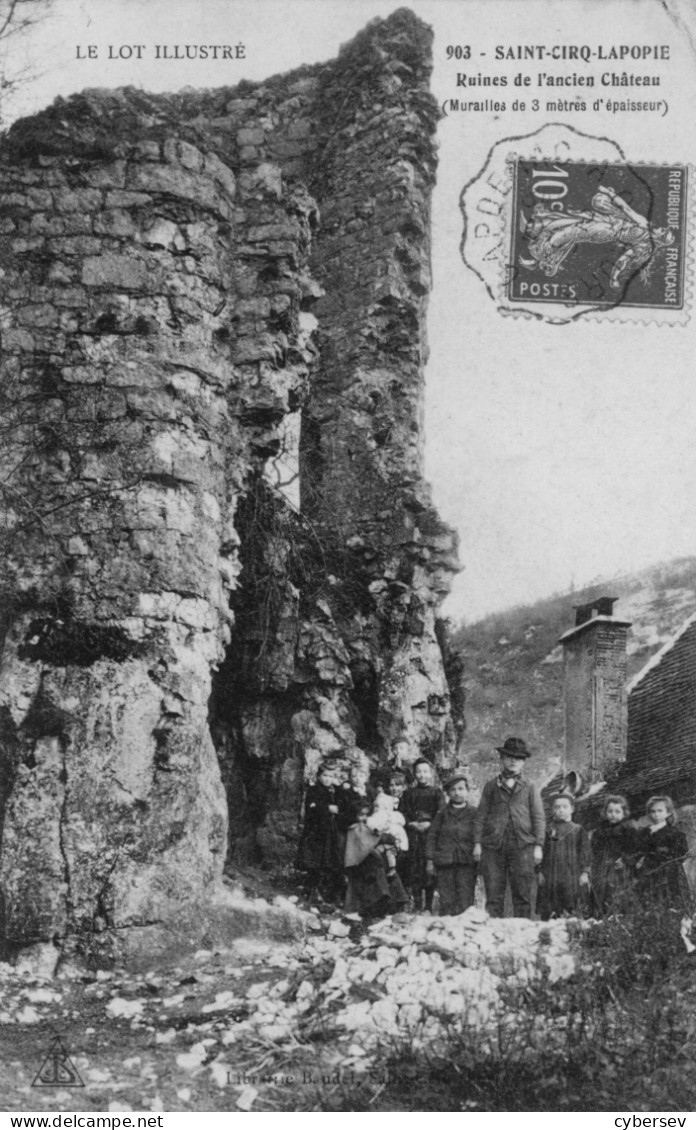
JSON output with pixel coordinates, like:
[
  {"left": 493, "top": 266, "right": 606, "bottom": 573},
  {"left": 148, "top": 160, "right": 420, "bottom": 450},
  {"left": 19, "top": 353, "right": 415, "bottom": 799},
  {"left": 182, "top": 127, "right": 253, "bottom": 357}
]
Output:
[
  {"left": 0, "top": 905, "right": 587, "bottom": 1110},
  {"left": 229, "top": 907, "right": 584, "bottom": 1054}
]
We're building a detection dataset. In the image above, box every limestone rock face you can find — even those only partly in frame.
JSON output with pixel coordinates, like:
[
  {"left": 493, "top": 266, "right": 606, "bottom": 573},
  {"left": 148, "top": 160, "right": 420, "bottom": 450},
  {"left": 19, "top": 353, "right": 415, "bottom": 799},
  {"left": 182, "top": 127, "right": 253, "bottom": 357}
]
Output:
[
  {"left": 0, "top": 9, "right": 460, "bottom": 964},
  {"left": 0, "top": 638, "right": 227, "bottom": 965}
]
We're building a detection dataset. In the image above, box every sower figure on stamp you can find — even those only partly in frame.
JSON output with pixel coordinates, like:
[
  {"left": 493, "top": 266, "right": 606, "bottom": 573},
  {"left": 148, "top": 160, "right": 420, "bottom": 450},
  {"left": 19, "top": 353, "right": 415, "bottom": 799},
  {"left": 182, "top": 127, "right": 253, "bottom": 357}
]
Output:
[
  {"left": 520, "top": 185, "right": 675, "bottom": 291},
  {"left": 473, "top": 737, "right": 545, "bottom": 919}
]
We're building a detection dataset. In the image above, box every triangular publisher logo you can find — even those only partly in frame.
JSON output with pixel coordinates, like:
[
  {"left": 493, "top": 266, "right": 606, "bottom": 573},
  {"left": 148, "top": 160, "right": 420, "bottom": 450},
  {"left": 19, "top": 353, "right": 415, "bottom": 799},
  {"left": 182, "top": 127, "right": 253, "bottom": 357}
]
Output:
[{"left": 31, "top": 1037, "right": 84, "bottom": 1088}]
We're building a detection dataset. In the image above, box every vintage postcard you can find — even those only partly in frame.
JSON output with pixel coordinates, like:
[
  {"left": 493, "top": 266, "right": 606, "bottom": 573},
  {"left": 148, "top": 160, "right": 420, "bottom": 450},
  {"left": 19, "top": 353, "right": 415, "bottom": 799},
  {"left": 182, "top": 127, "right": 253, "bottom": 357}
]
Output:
[{"left": 0, "top": 0, "right": 695, "bottom": 1120}]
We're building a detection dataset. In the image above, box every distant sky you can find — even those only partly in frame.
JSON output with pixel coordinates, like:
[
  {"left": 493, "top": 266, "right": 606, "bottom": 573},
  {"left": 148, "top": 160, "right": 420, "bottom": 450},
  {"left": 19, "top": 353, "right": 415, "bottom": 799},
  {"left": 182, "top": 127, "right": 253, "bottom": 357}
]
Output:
[{"left": 7, "top": 0, "right": 696, "bottom": 623}]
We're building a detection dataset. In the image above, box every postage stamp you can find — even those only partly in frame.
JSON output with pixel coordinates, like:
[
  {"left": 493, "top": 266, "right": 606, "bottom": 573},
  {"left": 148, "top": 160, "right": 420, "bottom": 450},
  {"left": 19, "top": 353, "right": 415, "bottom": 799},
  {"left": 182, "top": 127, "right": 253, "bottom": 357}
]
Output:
[
  {"left": 460, "top": 124, "right": 692, "bottom": 325},
  {"left": 508, "top": 160, "right": 687, "bottom": 310}
]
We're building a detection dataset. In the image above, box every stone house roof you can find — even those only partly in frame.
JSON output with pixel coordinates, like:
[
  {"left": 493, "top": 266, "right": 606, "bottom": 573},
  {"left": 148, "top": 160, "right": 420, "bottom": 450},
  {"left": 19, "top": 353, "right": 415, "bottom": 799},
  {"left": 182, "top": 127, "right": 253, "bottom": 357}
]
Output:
[
  {"left": 563, "top": 612, "right": 696, "bottom": 826},
  {"left": 615, "top": 611, "right": 696, "bottom": 810}
]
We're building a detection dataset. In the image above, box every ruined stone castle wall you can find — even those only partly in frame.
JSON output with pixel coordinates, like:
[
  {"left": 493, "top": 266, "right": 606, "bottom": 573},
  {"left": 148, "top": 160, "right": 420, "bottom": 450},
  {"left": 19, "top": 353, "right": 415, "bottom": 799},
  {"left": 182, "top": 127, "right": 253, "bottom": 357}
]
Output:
[{"left": 0, "top": 9, "right": 459, "bottom": 966}]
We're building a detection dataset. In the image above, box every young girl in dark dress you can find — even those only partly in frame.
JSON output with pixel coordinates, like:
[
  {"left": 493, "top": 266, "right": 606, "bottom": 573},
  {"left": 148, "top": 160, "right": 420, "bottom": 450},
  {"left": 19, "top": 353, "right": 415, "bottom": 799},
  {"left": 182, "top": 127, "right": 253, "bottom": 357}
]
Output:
[
  {"left": 590, "top": 794, "right": 638, "bottom": 915},
  {"left": 401, "top": 758, "right": 444, "bottom": 912},
  {"left": 635, "top": 795, "right": 691, "bottom": 912},
  {"left": 537, "top": 795, "right": 591, "bottom": 920},
  {"left": 296, "top": 761, "right": 352, "bottom": 905}
]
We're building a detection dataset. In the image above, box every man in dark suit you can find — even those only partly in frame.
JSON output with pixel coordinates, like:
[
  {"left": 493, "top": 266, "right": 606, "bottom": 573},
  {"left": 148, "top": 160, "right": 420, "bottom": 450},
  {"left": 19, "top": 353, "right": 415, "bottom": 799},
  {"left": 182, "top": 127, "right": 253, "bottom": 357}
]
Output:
[{"left": 473, "top": 737, "right": 545, "bottom": 918}]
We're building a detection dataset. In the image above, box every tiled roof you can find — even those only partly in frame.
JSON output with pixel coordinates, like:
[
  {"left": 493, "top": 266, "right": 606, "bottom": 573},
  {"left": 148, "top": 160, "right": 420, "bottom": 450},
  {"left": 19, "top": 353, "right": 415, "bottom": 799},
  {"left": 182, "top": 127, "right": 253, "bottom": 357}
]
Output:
[
  {"left": 619, "top": 615, "right": 696, "bottom": 808},
  {"left": 627, "top": 610, "right": 696, "bottom": 693},
  {"left": 567, "top": 615, "right": 696, "bottom": 826}
]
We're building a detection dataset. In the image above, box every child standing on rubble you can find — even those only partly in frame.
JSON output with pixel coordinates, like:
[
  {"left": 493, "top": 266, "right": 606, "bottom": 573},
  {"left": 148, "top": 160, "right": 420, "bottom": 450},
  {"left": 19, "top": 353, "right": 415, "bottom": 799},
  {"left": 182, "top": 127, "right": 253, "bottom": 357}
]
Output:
[
  {"left": 536, "top": 794, "right": 591, "bottom": 920},
  {"left": 401, "top": 758, "right": 444, "bottom": 913},
  {"left": 590, "top": 794, "right": 638, "bottom": 915},
  {"left": 635, "top": 795, "right": 691, "bottom": 912},
  {"left": 296, "top": 760, "right": 352, "bottom": 906},
  {"left": 425, "top": 771, "right": 477, "bottom": 915}
]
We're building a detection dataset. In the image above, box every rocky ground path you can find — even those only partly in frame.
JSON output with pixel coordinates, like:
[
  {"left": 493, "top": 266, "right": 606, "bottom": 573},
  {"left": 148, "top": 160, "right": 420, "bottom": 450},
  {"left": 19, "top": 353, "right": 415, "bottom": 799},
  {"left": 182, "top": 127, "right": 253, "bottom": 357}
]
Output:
[{"left": 0, "top": 890, "right": 582, "bottom": 1114}]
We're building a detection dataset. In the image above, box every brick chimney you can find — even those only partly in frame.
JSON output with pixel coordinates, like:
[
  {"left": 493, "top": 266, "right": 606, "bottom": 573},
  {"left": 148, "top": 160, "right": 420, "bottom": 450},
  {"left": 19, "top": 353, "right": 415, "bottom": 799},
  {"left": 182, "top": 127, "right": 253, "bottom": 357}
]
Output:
[{"left": 559, "top": 597, "right": 632, "bottom": 783}]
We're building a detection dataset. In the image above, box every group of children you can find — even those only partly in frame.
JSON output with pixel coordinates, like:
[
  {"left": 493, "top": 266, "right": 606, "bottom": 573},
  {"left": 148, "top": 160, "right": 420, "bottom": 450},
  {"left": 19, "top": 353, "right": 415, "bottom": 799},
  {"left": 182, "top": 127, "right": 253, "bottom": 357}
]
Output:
[
  {"left": 296, "top": 756, "right": 471, "bottom": 918},
  {"left": 589, "top": 792, "right": 691, "bottom": 917},
  {"left": 296, "top": 738, "right": 692, "bottom": 921}
]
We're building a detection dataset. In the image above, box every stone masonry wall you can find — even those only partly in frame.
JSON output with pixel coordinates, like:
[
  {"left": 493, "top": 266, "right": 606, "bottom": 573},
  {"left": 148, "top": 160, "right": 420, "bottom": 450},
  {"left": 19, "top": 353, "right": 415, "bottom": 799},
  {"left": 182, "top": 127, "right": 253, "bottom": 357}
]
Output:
[{"left": 0, "top": 9, "right": 459, "bottom": 965}]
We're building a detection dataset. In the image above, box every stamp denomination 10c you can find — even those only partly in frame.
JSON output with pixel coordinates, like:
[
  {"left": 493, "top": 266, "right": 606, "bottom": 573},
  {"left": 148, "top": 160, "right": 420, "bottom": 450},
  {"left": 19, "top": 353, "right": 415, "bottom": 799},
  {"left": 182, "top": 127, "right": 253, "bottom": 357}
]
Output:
[
  {"left": 460, "top": 124, "right": 692, "bottom": 325},
  {"left": 509, "top": 160, "right": 687, "bottom": 311}
]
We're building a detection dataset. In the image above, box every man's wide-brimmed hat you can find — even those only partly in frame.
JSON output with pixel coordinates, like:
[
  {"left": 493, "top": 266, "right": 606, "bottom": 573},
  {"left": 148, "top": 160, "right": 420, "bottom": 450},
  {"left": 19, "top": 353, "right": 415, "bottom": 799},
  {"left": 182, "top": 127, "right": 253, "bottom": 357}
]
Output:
[{"left": 495, "top": 736, "right": 531, "bottom": 759}]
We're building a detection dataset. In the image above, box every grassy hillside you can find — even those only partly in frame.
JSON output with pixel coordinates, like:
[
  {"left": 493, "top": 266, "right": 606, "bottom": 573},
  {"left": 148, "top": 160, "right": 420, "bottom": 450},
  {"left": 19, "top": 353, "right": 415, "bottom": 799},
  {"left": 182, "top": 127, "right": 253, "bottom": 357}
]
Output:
[{"left": 453, "top": 557, "right": 696, "bottom": 791}]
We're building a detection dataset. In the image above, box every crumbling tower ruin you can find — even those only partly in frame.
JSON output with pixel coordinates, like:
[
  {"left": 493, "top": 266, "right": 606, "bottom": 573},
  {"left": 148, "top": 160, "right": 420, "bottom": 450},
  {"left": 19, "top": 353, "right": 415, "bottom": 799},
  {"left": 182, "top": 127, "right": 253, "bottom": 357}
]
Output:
[{"left": 0, "top": 9, "right": 459, "bottom": 967}]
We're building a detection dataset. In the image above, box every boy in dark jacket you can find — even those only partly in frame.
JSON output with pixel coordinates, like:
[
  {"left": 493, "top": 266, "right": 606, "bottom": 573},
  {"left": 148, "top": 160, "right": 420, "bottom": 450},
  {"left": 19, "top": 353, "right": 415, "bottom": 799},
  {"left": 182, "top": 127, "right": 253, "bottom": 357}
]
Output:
[
  {"left": 426, "top": 771, "right": 477, "bottom": 915},
  {"left": 473, "top": 736, "right": 545, "bottom": 918}
]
